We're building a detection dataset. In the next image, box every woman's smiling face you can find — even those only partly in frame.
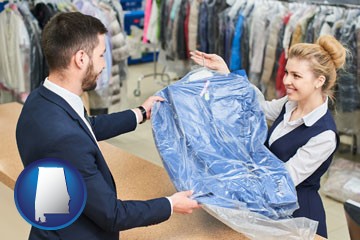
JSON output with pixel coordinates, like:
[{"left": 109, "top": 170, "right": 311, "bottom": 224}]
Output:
[{"left": 283, "top": 57, "right": 323, "bottom": 102}]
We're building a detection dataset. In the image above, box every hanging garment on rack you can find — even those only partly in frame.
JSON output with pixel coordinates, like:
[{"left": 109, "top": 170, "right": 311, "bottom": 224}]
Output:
[
  {"left": 260, "top": 5, "right": 286, "bottom": 100},
  {"left": 260, "top": 2, "right": 286, "bottom": 88},
  {"left": 197, "top": 1, "right": 208, "bottom": 53},
  {"left": 224, "top": 12, "right": 236, "bottom": 65},
  {"left": 101, "top": 0, "right": 129, "bottom": 101},
  {"left": 240, "top": 14, "right": 250, "bottom": 75},
  {"left": 143, "top": 0, "right": 153, "bottom": 43},
  {"left": 0, "top": 2, "right": 6, "bottom": 12},
  {"left": 18, "top": 2, "right": 44, "bottom": 91},
  {"left": 216, "top": 9, "right": 227, "bottom": 59},
  {"left": 290, "top": 6, "right": 317, "bottom": 46},
  {"left": 0, "top": 5, "right": 31, "bottom": 102},
  {"left": 229, "top": 14, "right": 244, "bottom": 71},
  {"left": 99, "top": 0, "right": 128, "bottom": 99},
  {"left": 183, "top": 0, "right": 190, "bottom": 58},
  {"left": 30, "top": 2, "right": 56, "bottom": 29},
  {"left": 275, "top": 13, "right": 292, "bottom": 98},
  {"left": 170, "top": 0, "right": 181, "bottom": 58},
  {"left": 99, "top": 1, "right": 129, "bottom": 63},
  {"left": 109, "top": 0, "right": 126, "bottom": 31},
  {"left": 283, "top": 4, "right": 307, "bottom": 58},
  {"left": 249, "top": 4, "right": 271, "bottom": 86},
  {"left": 159, "top": 0, "right": 169, "bottom": 50},
  {"left": 74, "top": 0, "right": 129, "bottom": 112},
  {"left": 207, "top": 0, "right": 228, "bottom": 53},
  {"left": 337, "top": 9, "right": 360, "bottom": 112},
  {"left": 357, "top": 28, "right": 360, "bottom": 87},
  {"left": 319, "top": 7, "right": 344, "bottom": 36},
  {"left": 152, "top": 68, "right": 298, "bottom": 219},
  {"left": 146, "top": 0, "right": 160, "bottom": 44},
  {"left": 74, "top": 0, "right": 112, "bottom": 112},
  {"left": 187, "top": 0, "right": 199, "bottom": 51},
  {"left": 176, "top": 0, "right": 188, "bottom": 60},
  {"left": 304, "top": 13, "right": 316, "bottom": 43},
  {"left": 30, "top": 2, "right": 58, "bottom": 82}
]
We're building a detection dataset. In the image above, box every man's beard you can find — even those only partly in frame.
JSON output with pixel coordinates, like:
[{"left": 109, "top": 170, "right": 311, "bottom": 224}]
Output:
[{"left": 82, "top": 60, "right": 100, "bottom": 92}]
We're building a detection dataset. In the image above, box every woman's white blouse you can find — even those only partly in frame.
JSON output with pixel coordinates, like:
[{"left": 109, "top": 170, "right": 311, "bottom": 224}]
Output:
[{"left": 253, "top": 86, "right": 337, "bottom": 186}]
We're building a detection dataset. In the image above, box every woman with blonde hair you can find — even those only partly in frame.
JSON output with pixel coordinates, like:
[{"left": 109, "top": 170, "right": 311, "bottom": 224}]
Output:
[{"left": 190, "top": 35, "right": 347, "bottom": 238}]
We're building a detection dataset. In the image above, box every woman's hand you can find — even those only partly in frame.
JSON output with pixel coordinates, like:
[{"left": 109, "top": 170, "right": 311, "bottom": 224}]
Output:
[{"left": 190, "top": 50, "right": 230, "bottom": 74}]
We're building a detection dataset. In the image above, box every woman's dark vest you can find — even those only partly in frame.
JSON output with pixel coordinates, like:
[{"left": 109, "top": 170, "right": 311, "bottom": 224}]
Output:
[{"left": 265, "top": 105, "right": 339, "bottom": 238}]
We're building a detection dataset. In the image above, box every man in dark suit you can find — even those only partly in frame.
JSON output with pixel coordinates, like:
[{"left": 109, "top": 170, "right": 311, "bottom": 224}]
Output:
[{"left": 16, "top": 12, "right": 199, "bottom": 240}]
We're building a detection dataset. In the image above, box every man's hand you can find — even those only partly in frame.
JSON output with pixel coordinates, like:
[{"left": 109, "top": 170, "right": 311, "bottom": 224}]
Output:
[
  {"left": 169, "top": 190, "right": 200, "bottom": 214},
  {"left": 190, "top": 50, "right": 230, "bottom": 74},
  {"left": 141, "top": 96, "right": 164, "bottom": 119}
]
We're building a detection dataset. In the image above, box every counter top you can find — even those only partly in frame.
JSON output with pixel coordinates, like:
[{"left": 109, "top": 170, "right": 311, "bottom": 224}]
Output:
[{"left": 0, "top": 102, "right": 324, "bottom": 240}]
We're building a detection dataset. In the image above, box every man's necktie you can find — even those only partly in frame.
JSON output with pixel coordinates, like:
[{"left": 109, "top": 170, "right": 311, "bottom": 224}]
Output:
[{"left": 84, "top": 107, "right": 91, "bottom": 125}]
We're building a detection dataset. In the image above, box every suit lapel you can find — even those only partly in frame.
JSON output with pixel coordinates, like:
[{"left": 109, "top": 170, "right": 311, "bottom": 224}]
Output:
[{"left": 38, "top": 85, "right": 99, "bottom": 146}]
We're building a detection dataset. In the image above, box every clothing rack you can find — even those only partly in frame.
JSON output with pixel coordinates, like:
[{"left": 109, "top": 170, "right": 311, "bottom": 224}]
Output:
[
  {"left": 0, "top": 0, "right": 129, "bottom": 111},
  {"left": 281, "top": 0, "right": 360, "bottom": 9},
  {"left": 131, "top": 0, "right": 172, "bottom": 97},
  {"left": 133, "top": 44, "right": 171, "bottom": 97}
]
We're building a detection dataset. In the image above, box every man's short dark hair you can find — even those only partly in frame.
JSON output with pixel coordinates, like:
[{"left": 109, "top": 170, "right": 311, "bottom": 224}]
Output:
[{"left": 41, "top": 12, "right": 108, "bottom": 71}]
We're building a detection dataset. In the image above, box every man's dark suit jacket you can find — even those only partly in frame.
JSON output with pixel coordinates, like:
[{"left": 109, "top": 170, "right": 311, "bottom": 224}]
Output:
[{"left": 16, "top": 85, "right": 171, "bottom": 240}]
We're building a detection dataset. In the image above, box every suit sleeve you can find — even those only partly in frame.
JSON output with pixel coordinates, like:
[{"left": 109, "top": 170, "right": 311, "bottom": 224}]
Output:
[
  {"left": 46, "top": 131, "right": 172, "bottom": 232},
  {"left": 90, "top": 110, "right": 137, "bottom": 141}
]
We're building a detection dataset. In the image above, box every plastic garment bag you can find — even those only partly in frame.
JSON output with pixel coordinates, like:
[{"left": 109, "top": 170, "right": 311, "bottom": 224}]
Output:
[{"left": 152, "top": 68, "right": 318, "bottom": 239}]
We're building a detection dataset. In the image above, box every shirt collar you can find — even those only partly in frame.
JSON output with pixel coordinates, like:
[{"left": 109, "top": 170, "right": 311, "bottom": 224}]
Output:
[
  {"left": 284, "top": 97, "right": 329, "bottom": 127},
  {"left": 43, "top": 78, "right": 85, "bottom": 119}
]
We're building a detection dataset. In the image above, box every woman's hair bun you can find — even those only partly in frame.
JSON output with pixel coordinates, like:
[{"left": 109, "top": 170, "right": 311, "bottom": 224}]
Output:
[{"left": 317, "top": 35, "right": 346, "bottom": 69}]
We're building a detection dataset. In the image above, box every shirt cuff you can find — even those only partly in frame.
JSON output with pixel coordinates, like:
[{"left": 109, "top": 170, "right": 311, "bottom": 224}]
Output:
[
  {"left": 131, "top": 109, "right": 140, "bottom": 125},
  {"left": 165, "top": 197, "right": 173, "bottom": 215}
]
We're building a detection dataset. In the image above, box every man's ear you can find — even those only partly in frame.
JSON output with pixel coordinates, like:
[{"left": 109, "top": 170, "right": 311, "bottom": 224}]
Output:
[{"left": 74, "top": 50, "right": 88, "bottom": 69}]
